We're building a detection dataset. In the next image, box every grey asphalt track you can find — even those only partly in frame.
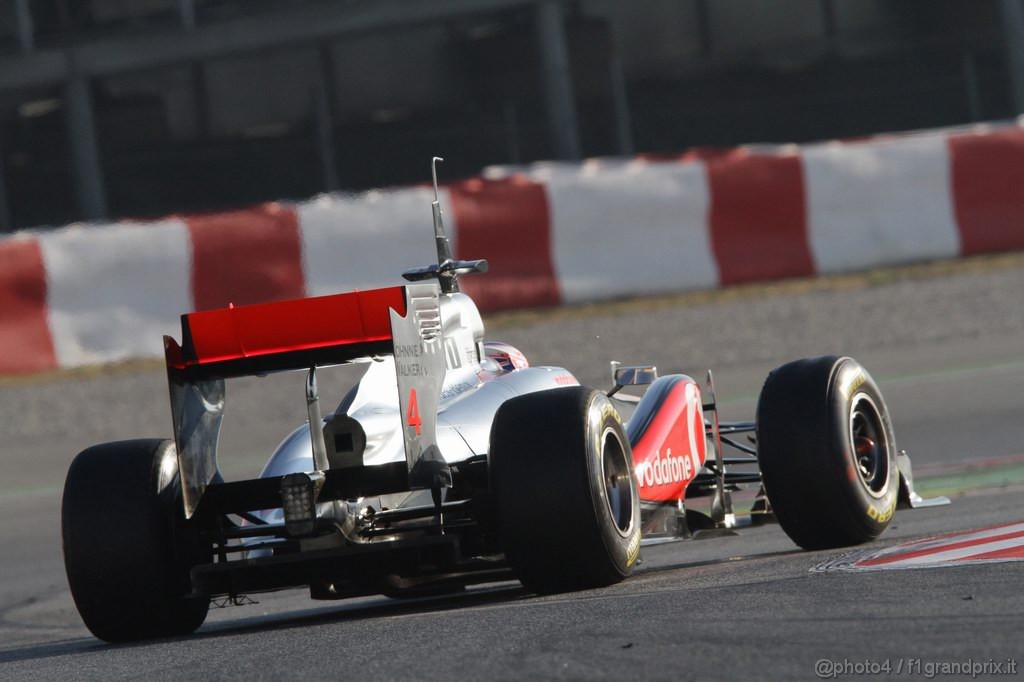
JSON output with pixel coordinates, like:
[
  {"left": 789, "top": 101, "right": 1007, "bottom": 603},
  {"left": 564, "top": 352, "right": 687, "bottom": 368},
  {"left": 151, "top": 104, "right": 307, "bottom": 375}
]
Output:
[{"left": 2, "top": 257, "right": 1023, "bottom": 679}]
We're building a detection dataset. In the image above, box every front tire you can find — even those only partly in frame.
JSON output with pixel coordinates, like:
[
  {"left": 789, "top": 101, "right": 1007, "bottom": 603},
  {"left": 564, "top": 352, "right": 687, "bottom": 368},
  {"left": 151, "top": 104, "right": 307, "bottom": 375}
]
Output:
[
  {"left": 62, "top": 439, "right": 210, "bottom": 642},
  {"left": 490, "top": 387, "right": 641, "bottom": 593},
  {"left": 756, "top": 356, "right": 899, "bottom": 550}
]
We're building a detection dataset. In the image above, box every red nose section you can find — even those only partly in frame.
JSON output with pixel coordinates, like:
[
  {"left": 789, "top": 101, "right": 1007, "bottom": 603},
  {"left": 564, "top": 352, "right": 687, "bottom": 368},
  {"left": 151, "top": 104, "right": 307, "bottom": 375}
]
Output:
[{"left": 631, "top": 377, "right": 707, "bottom": 503}]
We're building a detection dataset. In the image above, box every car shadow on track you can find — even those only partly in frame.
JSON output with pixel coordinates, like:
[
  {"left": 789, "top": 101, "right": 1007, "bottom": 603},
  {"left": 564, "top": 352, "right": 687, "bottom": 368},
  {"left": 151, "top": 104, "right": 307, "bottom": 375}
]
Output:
[
  {"left": 189, "top": 548, "right": 812, "bottom": 642},
  {"left": 0, "top": 638, "right": 108, "bottom": 665},
  {"left": 0, "top": 548, "right": 808, "bottom": 664},
  {"left": 0, "top": 585, "right": 535, "bottom": 664},
  {"left": 196, "top": 583, "right": 535, "bottom": 639}
]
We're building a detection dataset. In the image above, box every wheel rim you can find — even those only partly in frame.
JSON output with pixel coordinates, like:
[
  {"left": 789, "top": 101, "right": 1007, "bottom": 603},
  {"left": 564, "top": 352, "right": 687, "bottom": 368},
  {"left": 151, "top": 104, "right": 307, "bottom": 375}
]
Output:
[
  {"left": 601, "top": 428, "right": 634, "bottom": 534},
  {"left": 849, "top": 393, "right": 889, "bottom": 497}
]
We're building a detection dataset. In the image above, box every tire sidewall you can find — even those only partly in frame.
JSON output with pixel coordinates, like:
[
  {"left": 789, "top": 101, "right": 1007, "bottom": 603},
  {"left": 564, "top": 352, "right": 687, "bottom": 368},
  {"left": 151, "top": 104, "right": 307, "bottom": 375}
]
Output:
[
  {"left": 827, "top": 360, "right": 899, "bottom": 536},
  {"left": 584, "top": 393, "right": 642, "bottom": 575}
]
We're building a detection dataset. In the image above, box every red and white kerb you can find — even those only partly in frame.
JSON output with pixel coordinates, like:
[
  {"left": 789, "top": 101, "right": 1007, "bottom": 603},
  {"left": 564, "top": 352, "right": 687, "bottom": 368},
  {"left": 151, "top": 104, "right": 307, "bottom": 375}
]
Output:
[{"left": 814, "top": 521, "right": 1024, "bottom": 572}]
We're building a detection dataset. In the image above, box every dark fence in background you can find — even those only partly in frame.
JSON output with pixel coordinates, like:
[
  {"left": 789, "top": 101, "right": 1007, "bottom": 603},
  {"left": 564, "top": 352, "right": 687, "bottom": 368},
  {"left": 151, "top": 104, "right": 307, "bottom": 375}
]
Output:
[{"left": 0, "top": 0, "right": 1018, "bottom": 231}]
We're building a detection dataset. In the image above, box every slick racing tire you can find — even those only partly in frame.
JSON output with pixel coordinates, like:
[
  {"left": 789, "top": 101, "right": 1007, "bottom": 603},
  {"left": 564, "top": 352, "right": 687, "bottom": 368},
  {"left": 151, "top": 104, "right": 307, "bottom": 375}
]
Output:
[
  {"left": 62, "top": 439, "right": 210, "bottom": 642},
  {"left": 756, "top": 356, "right": 899, "bottom": 550},
  {"left": 490, "top": 387, "right": 641, "bottom": 593}
]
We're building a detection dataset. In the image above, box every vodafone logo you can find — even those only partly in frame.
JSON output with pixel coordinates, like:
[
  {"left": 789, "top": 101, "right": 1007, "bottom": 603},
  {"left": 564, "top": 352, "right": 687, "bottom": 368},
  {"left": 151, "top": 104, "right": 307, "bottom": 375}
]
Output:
[
  {"left": 631, "top": 379, "right": 707, "bottom": 498},
  {"left": 636, "top": 449, "right": 693, "bottom": 489}
]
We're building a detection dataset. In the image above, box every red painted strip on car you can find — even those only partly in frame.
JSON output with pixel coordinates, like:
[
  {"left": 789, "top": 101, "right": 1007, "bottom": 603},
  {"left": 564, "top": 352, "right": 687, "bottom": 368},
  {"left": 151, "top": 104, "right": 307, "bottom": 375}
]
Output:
[
  {"left": 448, "top": 176, "right": 561, "bottom": 312},
  {"left": 707, "top": 150, "right": 814, "bottom": 285},
  {"left": 857, "top": 528, "right": 1024, "bottom": 567},
  {"left": 949, "top": 128, "right": 1024, "bottom": 255},
  {"left": 187, "top": 203, "right": 306, "bottom": 312},
  {"left": 182, "top": 286, "right": 407, "bottom": 366},
  {"left": 0, "top": 237, "right": 57, "bottom": 374}
]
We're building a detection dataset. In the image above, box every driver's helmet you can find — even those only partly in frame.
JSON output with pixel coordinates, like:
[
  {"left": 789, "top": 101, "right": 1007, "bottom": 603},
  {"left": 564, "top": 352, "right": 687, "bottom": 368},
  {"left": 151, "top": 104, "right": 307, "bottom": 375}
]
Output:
[{"left": 483, "top": 341, "right": 529, "bottom": 373}]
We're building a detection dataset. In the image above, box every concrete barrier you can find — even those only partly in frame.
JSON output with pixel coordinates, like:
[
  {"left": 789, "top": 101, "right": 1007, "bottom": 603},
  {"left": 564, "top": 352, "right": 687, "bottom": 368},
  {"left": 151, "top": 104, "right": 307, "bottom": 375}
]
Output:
[{"left": 3, "top": 121, "right": 1024, "bottom": 374}]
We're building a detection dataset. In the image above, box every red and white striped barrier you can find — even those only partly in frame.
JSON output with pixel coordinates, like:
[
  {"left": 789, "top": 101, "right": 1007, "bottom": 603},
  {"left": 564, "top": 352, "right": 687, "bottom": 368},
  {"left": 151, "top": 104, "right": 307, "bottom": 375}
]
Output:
[{"left": 3, "top": 122, "right": 1024, "bottom": 374}]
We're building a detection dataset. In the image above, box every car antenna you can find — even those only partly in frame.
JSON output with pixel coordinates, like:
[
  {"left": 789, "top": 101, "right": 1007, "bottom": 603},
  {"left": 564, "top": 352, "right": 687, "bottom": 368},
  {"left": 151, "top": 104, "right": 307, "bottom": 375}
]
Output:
[
  {"left": 402, "top": 157, "right": 488, "bottom": 291},
  {"left": 430, "top": 157, "right": 457, "bottom": 292}
]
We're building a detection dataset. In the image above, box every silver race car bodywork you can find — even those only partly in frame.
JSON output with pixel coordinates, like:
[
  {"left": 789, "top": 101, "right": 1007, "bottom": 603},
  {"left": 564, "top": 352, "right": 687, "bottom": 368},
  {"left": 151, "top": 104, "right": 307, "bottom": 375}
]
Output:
[{"left": 249, "top": 293, "right": 582, "bottom": 549}]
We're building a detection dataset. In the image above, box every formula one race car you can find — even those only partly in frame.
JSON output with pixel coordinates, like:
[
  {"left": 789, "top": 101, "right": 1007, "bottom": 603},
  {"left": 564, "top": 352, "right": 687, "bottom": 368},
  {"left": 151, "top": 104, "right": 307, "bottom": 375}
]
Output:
[{"left": 62, "top": 160, "right": 948, "bottom": 643}]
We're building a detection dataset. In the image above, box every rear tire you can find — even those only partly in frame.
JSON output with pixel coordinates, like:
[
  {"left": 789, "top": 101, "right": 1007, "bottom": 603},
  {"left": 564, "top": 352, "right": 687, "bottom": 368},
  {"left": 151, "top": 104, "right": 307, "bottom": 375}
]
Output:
[
  {"left": 62, "top": 439, "right": 210, "bottom": 642},
  {"left": 490, "top": 387, "right": 641, "bottom": 593},
  {"left": 756, "top": 356, "right": 899, "bottom": 550}
]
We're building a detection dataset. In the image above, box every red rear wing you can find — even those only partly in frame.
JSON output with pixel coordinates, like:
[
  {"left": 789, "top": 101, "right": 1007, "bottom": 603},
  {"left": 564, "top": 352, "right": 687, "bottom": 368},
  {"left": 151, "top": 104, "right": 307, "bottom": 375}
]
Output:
[
  {"left": 165, "top": 286, "right": 408, "bottom": 380},
  {"left": 164, "top": 282, "right": 448, "bottom": 519}
]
